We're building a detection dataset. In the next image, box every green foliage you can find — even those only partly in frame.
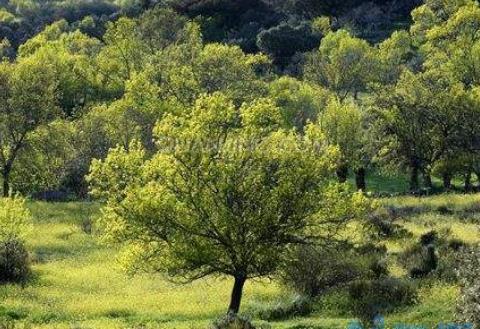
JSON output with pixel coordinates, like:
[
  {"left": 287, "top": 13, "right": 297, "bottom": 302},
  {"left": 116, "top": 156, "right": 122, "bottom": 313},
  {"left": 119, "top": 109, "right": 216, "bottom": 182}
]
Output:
[
  {"left": 0, "top": 8, "right": 15, "bottom": 23},
  {"left": 0, "top": 57, "right": 60, "bottom": 196},
  {"left": 268, "top": 77, "right": 331, "bottom": 132},
  {"left": 256, "top": 21, "right": 320, "bottom": 67},
  {"left": 0, "top": 196, "right": 32, "bottom": 285},
  {"left": 319, "top": 98, "right": 367, "bottom": 171},
  {"left": 10, "top": 120, "right": 77, "bottom": 195},
  {"left": 0, "top": 196, "right": 32, "bottom": 241},
  {"left": 304, "top": 29, "right": 376, "bottom": 99}
]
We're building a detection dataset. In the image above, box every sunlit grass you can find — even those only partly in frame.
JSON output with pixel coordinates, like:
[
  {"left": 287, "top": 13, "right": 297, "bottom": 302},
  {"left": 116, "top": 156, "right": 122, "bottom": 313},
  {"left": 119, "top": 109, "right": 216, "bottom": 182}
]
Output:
[
  {"left": 0, "top": 201, "right": 282, "bottom": 328},
  {"left": 0, "top": 194, "right": 477, "bottom": 328}
]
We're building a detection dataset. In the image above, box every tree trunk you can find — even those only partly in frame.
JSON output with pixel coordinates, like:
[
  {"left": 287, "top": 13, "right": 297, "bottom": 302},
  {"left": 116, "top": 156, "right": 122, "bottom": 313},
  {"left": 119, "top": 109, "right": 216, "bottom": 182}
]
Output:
[
  {"left": 422, "top": 172, "right": 433, "bottom": 190},
  {"left": 442, "top": 172, "right": 452, "bottom": 190},
  {"left": 228, "top": 276, "right": 246, "bottom": 314},
  {"left": 2, "top": 168, "right": 10, "bottom": 197},
  {"left": 465, "top": 171, "right": 473, "bottom": 193},
  {"left": 336, "top": 164, "right": 348, "bottom": 184},
  {"left": 355, "top": 167, "right": 366, "bottom": 191},
  {"left": 475, "top": 171, "right": 480, "bottom": 191},
  {"left": 409, "top": 165, "right": 419, "bottom": 192}
]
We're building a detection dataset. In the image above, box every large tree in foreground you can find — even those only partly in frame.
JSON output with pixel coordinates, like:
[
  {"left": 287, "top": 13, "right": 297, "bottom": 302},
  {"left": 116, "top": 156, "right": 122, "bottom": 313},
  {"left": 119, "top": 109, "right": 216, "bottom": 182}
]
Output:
[{"left": 88, "top": 93, "right": 371, "bottom": 314}]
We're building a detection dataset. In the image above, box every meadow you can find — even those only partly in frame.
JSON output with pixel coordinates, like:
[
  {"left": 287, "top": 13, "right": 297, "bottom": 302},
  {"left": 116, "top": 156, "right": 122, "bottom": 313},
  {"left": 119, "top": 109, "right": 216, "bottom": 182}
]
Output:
[{"left": 0, "top": 190, "right": 479, "bottom": 329}]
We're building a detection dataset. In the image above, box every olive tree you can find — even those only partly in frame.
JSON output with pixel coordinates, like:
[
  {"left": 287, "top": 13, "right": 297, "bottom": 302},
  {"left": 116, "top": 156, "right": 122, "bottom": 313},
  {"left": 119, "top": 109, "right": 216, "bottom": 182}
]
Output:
[{"left": 88, "top": 93, "right": 371, "bottom": 314}]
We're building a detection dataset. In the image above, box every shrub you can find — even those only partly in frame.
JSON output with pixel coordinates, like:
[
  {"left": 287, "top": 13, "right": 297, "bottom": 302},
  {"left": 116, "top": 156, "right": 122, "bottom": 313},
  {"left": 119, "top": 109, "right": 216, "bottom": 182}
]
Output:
[
  {"left": 80, "top": 216, "right": 93, "bottom": 235},
  {"left": 456, "top": 246, "right": 480, "bottom": 327},
  {"left": 0, "top": 196, "right": 32, "bottom": 240},
  {"left": 211, "top": 314, "right": 255, "bottom": 329},
  {"left": 0, "top": 196, "right": 32, "bottom": 284},
  {"left": 256, "top": 295, "right": 312, "bottom": 321},
  {"left": 282, "top": 244, "right": 387, "bottom": 298},
  {"left": 349, "top": 278, "right": 417, "bottom": 327},
  {"left": 367, "top": 207, "right": 412, "bottom": 239},
  {"left": 0, "top": 238, "right": 31, "bottom": 284},
  {"left": 398, "top": 230, "right": 464, "bottom": 281}
]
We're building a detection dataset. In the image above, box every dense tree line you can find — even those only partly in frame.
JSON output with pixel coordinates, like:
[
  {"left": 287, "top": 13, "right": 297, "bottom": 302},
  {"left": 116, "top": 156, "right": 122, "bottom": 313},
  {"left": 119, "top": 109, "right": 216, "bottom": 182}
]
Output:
[
  {"left": 0, "top": 0, "right": 420, "bottom": 59},
  {"left": 2, "top": 0, "right": 480, "bottom": 198}
]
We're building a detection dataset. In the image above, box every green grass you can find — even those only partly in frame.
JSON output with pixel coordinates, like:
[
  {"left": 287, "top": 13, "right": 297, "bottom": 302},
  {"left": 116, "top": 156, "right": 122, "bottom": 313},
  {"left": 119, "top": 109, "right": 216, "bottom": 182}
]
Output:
[{"left": 0, "top": 195, "right": 478, "bottom": 328}]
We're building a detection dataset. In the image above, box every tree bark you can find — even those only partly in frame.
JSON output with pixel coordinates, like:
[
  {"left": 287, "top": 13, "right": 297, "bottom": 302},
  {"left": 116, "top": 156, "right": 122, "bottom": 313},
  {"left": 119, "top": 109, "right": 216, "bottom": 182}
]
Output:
[
  {"left": 422, "top": 172, "right": 433, "bottom": 190},
  {"left": 442, "top": 172, "right": 452, "bottom": 190},
  {"left": 465, "top": 171, "right": 473, "bottom": 193},
  {"left": 409, "top": 165, "right": 419, "bottom": 192},
  {"left": 354, "top": 167, "right": 366, "bottom": 191},
  {"left": 2, "top": 168, "right": 10, "bottom": 197},
  {"left": 336, "top": 164, "right": 348, "bottom": 184},
  {"left": 228, "top": 276, "right": 246, "bottom": 314}
]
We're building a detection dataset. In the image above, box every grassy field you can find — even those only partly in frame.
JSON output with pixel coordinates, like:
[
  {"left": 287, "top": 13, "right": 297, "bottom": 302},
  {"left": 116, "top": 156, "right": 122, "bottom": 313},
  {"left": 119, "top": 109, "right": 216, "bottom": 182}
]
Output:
[{"left": 0, "top": 193, "right": 479, "bottom": 329}]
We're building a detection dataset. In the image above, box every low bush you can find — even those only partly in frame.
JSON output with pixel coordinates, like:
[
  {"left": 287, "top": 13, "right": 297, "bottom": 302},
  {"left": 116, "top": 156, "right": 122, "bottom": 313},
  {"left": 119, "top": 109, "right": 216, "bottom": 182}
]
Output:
[
  {"left": 0, "top": 196, "right": 32, "bottom": 241},
  {"left": 0, "top": 238, "right": 31, "bottom": 284},
  {"left": 398, "top": 230, "right": 466, "bottom": 281},
  {"left": 211, "top": 314, "right": 255, "bottom": 329},
  {"left": 80, "top": 216, "right": 93, "bottom": 235},
  {"left": 0, "top": 196, "right": 32, "bottom": 285},
  {"left": 281, "top": 244, "right": 387, "bottom": 298},
  {"left": 349, "top": 278, "right": 417, "bottom": 327},
  {"left": 456, "top": 246, "right": 480, "bottom": 327},
  {"left": 368, "top": 207, "right": 412, "bottom": 239},
  {"left": 256, "top": 295, "right": 312, "bottom": 321}
]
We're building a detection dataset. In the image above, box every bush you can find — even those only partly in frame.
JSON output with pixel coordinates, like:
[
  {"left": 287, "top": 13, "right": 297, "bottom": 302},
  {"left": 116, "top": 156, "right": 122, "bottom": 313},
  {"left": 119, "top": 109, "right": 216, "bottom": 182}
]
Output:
[
  {"left": 349, "top": 278, "right": 417, "bottom": 327},
  {"left": 281, "top": 244, "right": 387, "bottom": 298},
  {"left": 0, "top": 238, "right": 31, "bottom": 284},
  {"left": 368, "top": 207, "right": 412, "bottom": 239},
  {"left": 398, "top": 230, "right": 465, "bottom": 281},
  {"left": 456, "top": 246, "right": 480, "bottom": 327},
  {"left": 80, "top": 216, "right": 93, "bottom": 235},
  {"left": 0, "top": 196, "right": 32, "bottom": 284},
  {"left": 0, "top": 196, "right": 32, "bottom": 240},
  {"left": 256, "top": 295, "right": 312, "bottom": 321},
  {"left": 211, "top": 314, "right": 255, "bottom": 329}
]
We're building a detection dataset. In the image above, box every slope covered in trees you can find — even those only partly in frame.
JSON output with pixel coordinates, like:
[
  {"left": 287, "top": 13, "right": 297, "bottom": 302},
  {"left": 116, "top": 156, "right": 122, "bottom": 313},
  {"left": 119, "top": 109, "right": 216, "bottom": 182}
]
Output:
[{"left": 2, "top": 0, "right": 480, "bottom": 197}]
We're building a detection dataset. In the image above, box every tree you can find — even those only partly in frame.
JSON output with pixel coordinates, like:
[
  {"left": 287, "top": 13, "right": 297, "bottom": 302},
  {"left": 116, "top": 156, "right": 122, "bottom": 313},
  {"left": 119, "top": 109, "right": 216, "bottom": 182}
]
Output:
[
  {"left": 0, "top": 59, "right": 59, "bottom": 196},
  {"left": 318, "top": 98, "right": 369, "bottom": 190},
  {"left": 146, "top": 24, "right": 270, "bottom": 106},
  {"left": 11, "top": 120, "right": 77, "bottom": 195},
  {"left": 256, "top": 21, "right": 321, "bottom": 68},
  {"left": 375, "top": 30, "right": 418, "bottom": 85},
  {"left": 88, "top": 93, "right": 371, "bottom": 314},
  {"left": 96, "top": 17, "right": 149, "bottom": 98},
  {"left": 304, "top": 29, "right": 377, "bottom": 100},
  {"left": 138, "top": 6, "right": 188, "bottom": 53},
  {"left": 268, "top": 76, "right": 331, "bottom": 132},
  {"left": 372, "top": 69, "right": 465, "bottom": 191},
  {"left": 18, "top": 24, "right": 102, "bottom": 116}
]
